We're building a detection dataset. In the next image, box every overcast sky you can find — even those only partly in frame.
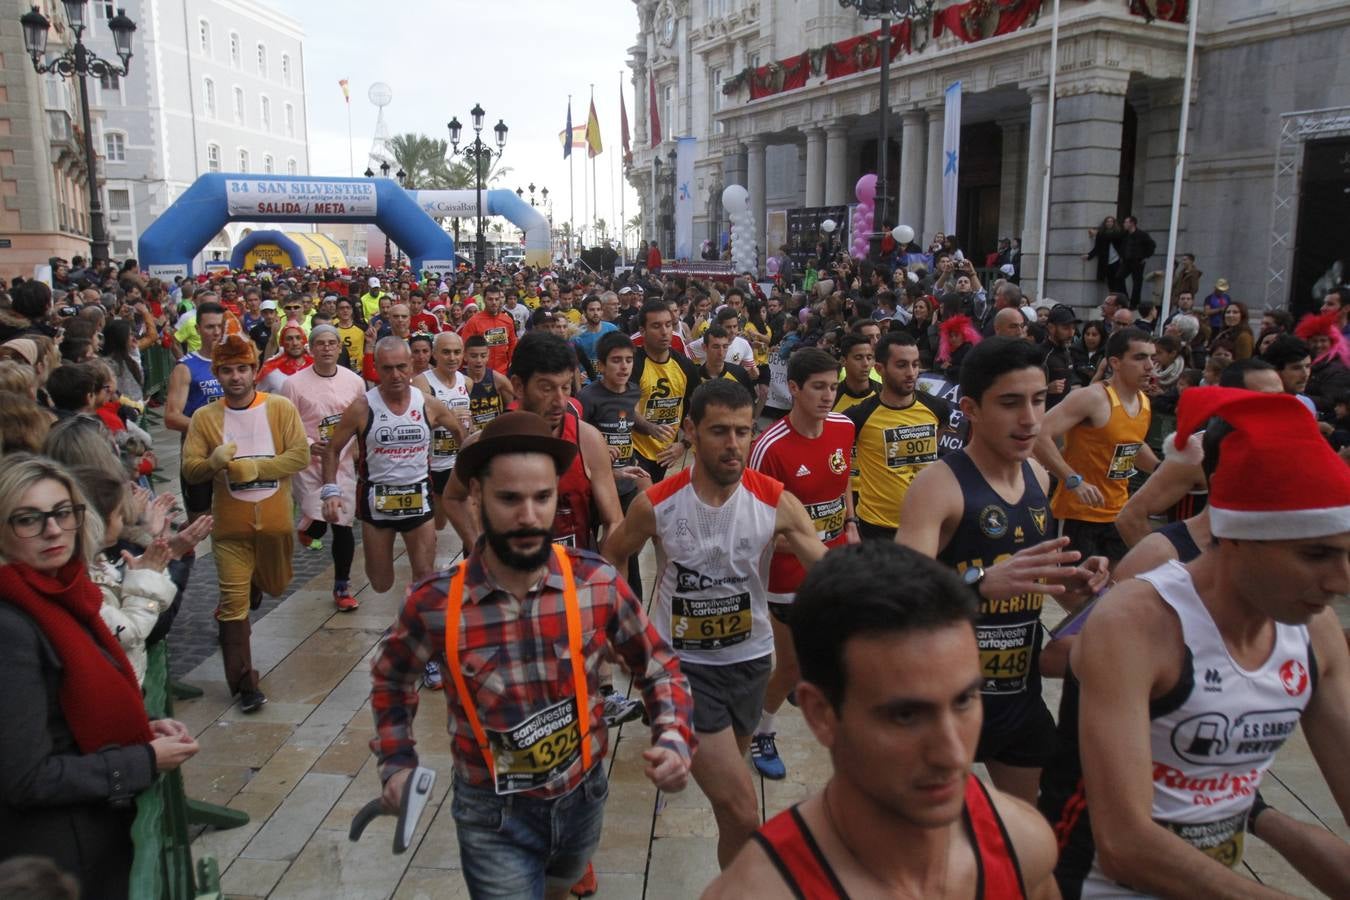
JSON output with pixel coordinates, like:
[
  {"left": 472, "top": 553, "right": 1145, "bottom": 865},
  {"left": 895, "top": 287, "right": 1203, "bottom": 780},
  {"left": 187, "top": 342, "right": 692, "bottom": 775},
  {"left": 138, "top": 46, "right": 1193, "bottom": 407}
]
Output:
[{"left": 271, "top": 0, "right": 642, "bottom": 241}]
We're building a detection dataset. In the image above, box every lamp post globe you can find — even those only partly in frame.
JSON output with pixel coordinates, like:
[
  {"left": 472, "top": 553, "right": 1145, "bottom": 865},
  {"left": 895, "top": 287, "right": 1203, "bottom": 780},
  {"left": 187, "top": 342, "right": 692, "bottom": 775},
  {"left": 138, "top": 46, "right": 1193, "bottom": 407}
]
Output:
[{"left": 19, "top": 1, "right": 138, "bottom": 265}]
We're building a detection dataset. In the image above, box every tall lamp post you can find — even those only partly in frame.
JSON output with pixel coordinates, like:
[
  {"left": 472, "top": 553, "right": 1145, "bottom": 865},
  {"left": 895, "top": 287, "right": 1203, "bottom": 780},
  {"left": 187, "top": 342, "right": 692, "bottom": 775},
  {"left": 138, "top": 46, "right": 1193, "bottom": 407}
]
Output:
[
  {"left": 20, "top": 1, "right": 137, "bottom": 266},
  {"left": 836, "top": 0, "right": 933, "bottom": 261},
  {"left": 448, "top": 104, "right": 507, "bottom": 277},
  {"left": 394, "top": 167, "right": 406, "bottom": 268}
]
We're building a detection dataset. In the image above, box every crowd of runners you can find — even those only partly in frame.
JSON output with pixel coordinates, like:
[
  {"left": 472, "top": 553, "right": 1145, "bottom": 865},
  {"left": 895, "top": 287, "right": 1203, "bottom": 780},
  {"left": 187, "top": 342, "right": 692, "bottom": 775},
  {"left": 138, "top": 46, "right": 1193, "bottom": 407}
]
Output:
[{"left": 0, "top": 250, "right": 1347, "bottom": 900}]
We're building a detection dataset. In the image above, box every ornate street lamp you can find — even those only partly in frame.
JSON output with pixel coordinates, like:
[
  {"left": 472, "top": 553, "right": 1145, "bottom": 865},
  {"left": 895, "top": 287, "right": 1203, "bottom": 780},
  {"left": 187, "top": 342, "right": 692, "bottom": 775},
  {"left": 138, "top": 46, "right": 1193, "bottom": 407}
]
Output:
[
  {"left": 836, "top": 0, "right": 934, "bottom": 261},
  {"left": 20, "top": 1, "right": 138, "bottom": 265},
  {"left": 448, "top": 104, "right": 507, "bottom": 276}
]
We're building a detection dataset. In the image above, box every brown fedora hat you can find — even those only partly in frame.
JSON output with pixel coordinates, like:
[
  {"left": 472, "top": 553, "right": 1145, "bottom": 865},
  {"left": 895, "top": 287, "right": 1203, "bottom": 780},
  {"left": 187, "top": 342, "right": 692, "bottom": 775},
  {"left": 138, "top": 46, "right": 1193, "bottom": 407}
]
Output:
[{"left": 453, "top": 411, "right": 578, "bottom": 484}]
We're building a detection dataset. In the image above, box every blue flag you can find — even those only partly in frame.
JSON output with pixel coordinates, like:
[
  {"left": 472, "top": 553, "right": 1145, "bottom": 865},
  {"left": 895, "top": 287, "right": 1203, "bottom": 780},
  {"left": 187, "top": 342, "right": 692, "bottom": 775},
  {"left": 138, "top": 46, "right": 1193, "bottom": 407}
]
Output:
[{"left": 563, "top": 100, "right": 573, "bottom": 159}]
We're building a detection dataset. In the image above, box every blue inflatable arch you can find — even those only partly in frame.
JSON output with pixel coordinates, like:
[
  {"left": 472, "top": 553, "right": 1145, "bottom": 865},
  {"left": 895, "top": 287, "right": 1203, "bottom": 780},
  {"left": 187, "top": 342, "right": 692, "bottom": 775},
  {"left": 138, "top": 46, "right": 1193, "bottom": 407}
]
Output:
[
  {"left": 410, "top": 190, "right": 551, "bottom": 266},
  {"left": 138, "top": 173, "right": 457, "bottom": 279}
]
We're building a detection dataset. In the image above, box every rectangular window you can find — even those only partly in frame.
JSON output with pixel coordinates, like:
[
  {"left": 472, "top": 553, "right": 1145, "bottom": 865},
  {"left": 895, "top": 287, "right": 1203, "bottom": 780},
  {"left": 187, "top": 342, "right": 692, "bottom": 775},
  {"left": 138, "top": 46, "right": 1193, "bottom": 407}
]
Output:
[
  {"left": 257, "top": 44, "right": 267, "bottom": 77},
  {"left": 104, "top": 132, "right": 125, "bottom": 162},
  {"left": 238, "top": 149, "right": 249, "bottom": 172},
  {"left": 203, "top": 79, "right": 216, "bottom": 117},
  {"left": 230, "top": 33, "right": 240, "bottom": 68},
  {"left": 199, "top": 21, "right": 210, "bottom": 55},
  {"left": 663, "top": 85, "right": 674, "bottom": 140},
  {"left": 710, "top": 67, "right": 724, "bottom": 134},
  {"left": 207, "top": 144, "right": 221, "bottom": 172},
  {"left": 287, "top": 158, "right": 298, "bottom": 175},
  {"left": 108, "top": 188, "right": 131, "bottom": 212},
  {"left": 281, "top": 55, "right": 292, "bottom": 87},
  {"left": 263, "top": 155, "right": 275, "bottom": 174},
  {"left": 99, "top": 1, "right": 114, "bottom": 19},
  {"left": 233, "top": 87, "right": 244, "bottom": 123}
]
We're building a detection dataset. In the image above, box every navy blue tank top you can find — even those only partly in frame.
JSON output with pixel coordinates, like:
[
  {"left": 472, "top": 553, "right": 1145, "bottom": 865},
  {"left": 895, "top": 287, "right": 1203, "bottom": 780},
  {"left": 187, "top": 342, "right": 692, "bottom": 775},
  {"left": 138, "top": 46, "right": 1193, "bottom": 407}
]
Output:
[
  {"left": 180, "top": 352, "right": 222, "bottom": 417},
  {"left": 937, "top": 450, "right": 1056, "bottom": 731}
]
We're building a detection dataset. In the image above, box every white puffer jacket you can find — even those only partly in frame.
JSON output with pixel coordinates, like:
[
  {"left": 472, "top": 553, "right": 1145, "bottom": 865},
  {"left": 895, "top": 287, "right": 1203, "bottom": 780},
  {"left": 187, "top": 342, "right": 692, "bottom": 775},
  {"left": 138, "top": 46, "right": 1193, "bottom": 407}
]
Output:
[{"left": 92, "top": 558, "right": 177, "bottom": 685}]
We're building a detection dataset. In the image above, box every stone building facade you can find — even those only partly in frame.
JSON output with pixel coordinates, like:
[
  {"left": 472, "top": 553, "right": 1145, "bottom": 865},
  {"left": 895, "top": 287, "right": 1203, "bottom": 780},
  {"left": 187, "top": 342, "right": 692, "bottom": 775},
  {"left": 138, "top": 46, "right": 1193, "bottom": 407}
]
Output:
[{"left": 626, "top": 0, "right": 1350, "bottom": 311}]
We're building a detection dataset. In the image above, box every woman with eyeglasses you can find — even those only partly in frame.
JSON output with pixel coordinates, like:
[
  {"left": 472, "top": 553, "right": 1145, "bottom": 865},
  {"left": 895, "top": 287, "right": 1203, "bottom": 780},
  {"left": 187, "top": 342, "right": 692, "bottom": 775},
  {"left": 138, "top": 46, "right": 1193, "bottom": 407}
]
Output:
[{"left": 0, "top": 455, "right": 199, "bottom": 898}]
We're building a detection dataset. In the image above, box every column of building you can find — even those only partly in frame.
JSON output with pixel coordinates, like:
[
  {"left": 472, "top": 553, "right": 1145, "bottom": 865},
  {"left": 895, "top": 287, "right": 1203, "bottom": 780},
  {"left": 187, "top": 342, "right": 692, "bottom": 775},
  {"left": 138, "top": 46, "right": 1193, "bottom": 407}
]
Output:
[
  {"left": 898, "top": 110, "right": 926, "bottom": 237},
  {"left": 824, "top": 121, "right": 849, "bottom": 206},
  {"left": 997, "top": 116, "right": 1027, "bottom": 251},
  {"left": 923, "top": 106, "right": 944, "bottom": 244},
  {"left": 1043, "top": 76, "right": 1130, "bottom": 306},
  {"left": 1021, "top": 86, "right": 1050, "bottom": 293},
  {"left": 745, "top": 136, "right": 766, "bottom": 267}
]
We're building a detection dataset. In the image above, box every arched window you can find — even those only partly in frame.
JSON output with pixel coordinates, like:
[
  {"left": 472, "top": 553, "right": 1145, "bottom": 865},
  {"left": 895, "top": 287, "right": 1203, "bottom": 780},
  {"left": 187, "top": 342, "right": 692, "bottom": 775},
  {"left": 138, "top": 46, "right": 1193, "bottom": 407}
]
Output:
[
  {"left": 207, "top": 143, "right": 221, "bottom": 173},
  {"left": 203, "top": 78, "right": 216, "bottom": 117},
  {"left": 260, "top": 96, "right": 271, "bottom": 131},
  {"left": 263, "top": 154, "right": 275, "bottom": 175},
  {"left": 284, "top": 103, "right": 295, "bottom": 138},
  {"left": 281, "top": 54, "right": 292, "bottom": 87},
  {"left": 286, "top": 157, "right": 298, "bottom": 176},
  {"left": 256, "top": 43, "right": 267, "bottom": 78},
  {"left": 238, "top": 148, "right": 249, "bottom": 173},
  {"left": 104, "top": 131, "right": 126, "bottom": 162},
  {"left": 229, "top": 32, "right": 240, "bottom": 68},
  {"left": 198, "top": 19, "right": 210, "bottom": 55},
  {"left": 232, "top": 86, "right": 244, "bottom": 123}
]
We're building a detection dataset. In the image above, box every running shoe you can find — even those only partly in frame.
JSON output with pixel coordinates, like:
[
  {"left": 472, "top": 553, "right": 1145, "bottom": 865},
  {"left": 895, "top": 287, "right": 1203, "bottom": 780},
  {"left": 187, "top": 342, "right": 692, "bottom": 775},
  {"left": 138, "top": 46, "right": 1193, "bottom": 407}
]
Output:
[
  {"left": 423, "top": 660, "right": 445, "bottom": 691},
  {"left": 570, "top": 862, "right": 597, "bottom": 897},
  {"left": 239, "top": 689, "right": 268, "bottom": 714},
  {"left": 751, "top": 732, "right": 786, "bottom": 780},
  {"left": 602, "top": 690, "right": 644, "bottom": 726},
  {"left": 334, "top": 588, "right": 359, "bottom": 612},
  {"left": 297, "top": 528, "right": 322, "bottom": 551}
]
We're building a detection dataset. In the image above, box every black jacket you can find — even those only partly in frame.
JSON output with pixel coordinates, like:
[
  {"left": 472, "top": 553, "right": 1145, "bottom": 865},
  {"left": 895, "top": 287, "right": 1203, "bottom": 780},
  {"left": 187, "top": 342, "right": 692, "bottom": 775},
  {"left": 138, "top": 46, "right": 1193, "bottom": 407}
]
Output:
[
  {"left": 1085, "top": 228, "right": 1122, "bottom": 283},
  {"left": 1119, "top": 228, "right": 1156, "bottom": 264},
  {"left": 0, "top": 604, "right": 156, "bottom": 900}
]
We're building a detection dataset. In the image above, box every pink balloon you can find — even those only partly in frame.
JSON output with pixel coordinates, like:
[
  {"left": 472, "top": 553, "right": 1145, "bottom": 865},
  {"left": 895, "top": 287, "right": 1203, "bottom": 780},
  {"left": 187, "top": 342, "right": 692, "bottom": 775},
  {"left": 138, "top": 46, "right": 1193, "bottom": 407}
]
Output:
[
  {"left": 855, "top": 173, "right": 877, "bottom": 204},
  {"left": 765, "top": 257, "right": 780, "bottom": 276}
]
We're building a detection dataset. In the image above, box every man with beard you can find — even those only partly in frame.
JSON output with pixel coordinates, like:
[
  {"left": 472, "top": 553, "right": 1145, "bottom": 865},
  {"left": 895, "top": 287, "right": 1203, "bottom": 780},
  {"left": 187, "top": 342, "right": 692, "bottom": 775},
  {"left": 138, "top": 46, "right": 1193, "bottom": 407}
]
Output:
[
  {"left": 443, "top": 332, "right": 621, "bottom": 554},
  {"left": 320, "top": 338, "right": 468, "bottom": 687},
  {"left": 703, "top": 542, "right": 1058, "bottom": 899},
  {"left": 256, "top": 323, "right": 312, "bottom": 393},
  {"left": 182, "top": 334, "right": 310, "bottom": 713},
  {"left": 603, "top": 378, "right": 828, "bottom": 870},
  {"left": 845, "top": 332, "right": 951, "bottom": 541},
  {"left": 370, "top": 411, "right": 694, "bottom": 899},
  {"left": 280, "top": 325, "right": 366, "bottom": 610}
]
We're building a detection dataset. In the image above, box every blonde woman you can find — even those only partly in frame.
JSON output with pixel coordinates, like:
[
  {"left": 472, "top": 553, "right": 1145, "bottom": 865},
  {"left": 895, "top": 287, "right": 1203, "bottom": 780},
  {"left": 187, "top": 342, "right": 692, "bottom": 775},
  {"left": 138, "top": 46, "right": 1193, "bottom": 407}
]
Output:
[{"left": 0, "top": 455, "right": 198, "bottom": 899}]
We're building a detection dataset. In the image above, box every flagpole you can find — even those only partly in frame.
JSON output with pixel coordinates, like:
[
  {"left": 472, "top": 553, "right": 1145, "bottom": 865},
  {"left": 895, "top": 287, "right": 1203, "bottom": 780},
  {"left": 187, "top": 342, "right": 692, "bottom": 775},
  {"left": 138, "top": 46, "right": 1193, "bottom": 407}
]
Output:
[
  {"left": 619, "top": 70, "right": 627, "bottom": 264},
  {"left": 569, "top": 95, "right": 575, "bottom": 261},
  {"left": 590, "top": 84, "right": 598, "bottom": 249},
  {"left": 1160, "top": 0, "right": 1200, "bottom": 325}
]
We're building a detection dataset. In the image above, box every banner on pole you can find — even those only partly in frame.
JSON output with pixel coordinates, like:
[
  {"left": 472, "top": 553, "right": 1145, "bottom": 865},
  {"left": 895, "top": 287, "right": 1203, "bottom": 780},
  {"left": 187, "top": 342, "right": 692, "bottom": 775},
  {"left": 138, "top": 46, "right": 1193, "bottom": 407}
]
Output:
[
  {"left": 674, "top": 136, "right": 696, "bottom": 260},
  {"left": 942, "top": 81, "right": 962, "bottom": 236}
]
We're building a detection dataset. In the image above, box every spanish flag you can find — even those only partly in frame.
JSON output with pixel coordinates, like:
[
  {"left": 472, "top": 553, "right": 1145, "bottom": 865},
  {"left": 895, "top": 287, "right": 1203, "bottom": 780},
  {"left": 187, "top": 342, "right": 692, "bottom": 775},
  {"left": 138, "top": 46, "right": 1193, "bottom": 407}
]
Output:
[
  {"left": 338, "top": 79, "right": 350, "bottom": 103},
  {"left": 586, "top": 99, "right": 603, "bottom": 159}
]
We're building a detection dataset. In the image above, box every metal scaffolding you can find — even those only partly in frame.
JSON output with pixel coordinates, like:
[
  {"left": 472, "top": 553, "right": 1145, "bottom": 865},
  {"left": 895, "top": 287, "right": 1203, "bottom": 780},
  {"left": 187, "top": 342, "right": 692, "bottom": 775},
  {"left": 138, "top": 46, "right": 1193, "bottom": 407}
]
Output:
[{"left": 1265, "top": 105, "right": 1350, "bottom": 308}]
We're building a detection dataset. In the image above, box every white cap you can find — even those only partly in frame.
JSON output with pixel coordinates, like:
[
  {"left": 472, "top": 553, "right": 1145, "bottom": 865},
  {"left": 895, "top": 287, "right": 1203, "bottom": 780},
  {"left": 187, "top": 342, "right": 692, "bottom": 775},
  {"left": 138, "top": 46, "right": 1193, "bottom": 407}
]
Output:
[
  {"left": 368, "top": 276, "right": 380, "bottom": 288},
  {"left": 260, "top": 300, "right": 277, "bottom": 310}
]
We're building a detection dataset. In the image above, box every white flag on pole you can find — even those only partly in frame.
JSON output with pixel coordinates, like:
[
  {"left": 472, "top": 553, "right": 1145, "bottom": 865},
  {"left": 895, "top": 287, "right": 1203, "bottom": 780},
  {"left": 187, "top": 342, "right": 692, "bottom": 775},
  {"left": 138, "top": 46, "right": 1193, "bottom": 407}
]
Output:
[
  {"left": 942, "top": 81, "right": 962, "bottom": 236},
  {"left": 675, "top": 136, "right": 696, "bottom": 260}
]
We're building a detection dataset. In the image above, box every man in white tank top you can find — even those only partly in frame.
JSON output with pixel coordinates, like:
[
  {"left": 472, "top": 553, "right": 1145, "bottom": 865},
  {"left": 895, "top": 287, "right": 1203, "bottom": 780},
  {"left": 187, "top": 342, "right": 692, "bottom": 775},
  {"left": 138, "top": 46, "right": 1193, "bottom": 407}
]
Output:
[
  {"left": 603, "top": 379, "right": 828, "bottom": 870},
  {"left": 413, "top": 331, "right": 473, "bottom": 534},
  {"left": 1072, "top": 387, "right": 1350, "bottom": 898},
  {"left": 321, "top": 337, "right": 467, "bottom": 604}
]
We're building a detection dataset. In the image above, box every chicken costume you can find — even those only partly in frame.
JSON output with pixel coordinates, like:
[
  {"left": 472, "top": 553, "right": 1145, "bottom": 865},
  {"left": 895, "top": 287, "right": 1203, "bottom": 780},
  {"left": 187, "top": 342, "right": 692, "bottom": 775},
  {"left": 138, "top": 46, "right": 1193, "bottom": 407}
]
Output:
[{"left": 181, "top": 334, "right": 310, "bottom": 697}]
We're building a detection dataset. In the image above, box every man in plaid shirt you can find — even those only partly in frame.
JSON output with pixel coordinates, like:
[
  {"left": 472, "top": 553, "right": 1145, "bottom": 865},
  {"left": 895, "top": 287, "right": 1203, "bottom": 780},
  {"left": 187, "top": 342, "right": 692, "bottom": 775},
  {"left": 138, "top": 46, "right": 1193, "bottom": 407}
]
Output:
[{"left": 370, "top": 411, "right": 693, "bottom": 898}]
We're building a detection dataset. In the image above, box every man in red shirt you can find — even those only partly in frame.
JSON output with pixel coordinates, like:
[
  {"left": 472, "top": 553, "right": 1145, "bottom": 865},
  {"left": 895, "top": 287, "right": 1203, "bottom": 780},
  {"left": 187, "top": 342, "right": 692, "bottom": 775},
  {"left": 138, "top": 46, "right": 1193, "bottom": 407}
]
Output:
[
  {"left": 458, "top": 282, "right": 517, "bottom": 374},
  {"left": 646, "top": 240, "right": 663, "bottom": 275},
  {"left": 408, "top": 290, "right": 440, "bottom": 335},
  {"left": 746, "top": 348, "right": 858, "bottom": 781}
]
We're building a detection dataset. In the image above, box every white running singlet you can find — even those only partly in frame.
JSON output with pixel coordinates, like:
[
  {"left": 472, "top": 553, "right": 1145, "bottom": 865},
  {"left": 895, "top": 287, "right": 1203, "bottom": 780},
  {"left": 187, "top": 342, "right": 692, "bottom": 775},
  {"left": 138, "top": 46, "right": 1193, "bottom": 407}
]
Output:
[
  {"left": 423, "top": 369, "right": 471, "bottom": 471},
  {"left": 648, "top": 466, "right": 781, "bottom": 666},
  {"left": 361, "top": 387, "right": 431, "bottom": 521},
  {"left": 1081, "top": 560, "right": 1314, "bottom": 897}
]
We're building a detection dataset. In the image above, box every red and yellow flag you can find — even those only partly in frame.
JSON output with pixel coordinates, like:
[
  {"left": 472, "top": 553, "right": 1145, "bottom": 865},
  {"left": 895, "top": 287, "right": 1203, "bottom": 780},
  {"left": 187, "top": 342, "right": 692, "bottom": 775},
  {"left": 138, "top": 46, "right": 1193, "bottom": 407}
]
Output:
[{"left": 586, "top": 99, "right": 603, "bottom": 159}]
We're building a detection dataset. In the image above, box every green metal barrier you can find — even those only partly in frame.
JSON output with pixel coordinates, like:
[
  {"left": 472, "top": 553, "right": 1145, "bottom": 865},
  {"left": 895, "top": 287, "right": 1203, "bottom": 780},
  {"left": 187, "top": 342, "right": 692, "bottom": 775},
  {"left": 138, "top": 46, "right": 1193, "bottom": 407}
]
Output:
[
  {"left": 128, "top": 642, "right": 226, "bottom": 899},
  {"left": 142, "top": 346, "right": 175, "bottom": 403}
]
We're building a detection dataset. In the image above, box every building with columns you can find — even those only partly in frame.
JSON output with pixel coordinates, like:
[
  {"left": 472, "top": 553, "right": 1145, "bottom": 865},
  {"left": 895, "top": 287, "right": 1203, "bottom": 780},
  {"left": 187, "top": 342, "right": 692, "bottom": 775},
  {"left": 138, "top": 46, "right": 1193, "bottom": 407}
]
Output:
[{"left": 626, "top": 0, "right": 1350, "bottom": 311}]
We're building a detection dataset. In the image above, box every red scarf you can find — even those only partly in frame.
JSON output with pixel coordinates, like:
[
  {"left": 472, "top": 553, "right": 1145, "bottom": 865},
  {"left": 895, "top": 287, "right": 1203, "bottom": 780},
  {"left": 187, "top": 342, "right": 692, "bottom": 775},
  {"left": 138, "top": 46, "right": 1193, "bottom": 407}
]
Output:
[
  {"left": 259, "top": 352, "right": 313, "bottom": 381},
  {"left": 1, "top": 560, "right": 153, "bottom": 752}
]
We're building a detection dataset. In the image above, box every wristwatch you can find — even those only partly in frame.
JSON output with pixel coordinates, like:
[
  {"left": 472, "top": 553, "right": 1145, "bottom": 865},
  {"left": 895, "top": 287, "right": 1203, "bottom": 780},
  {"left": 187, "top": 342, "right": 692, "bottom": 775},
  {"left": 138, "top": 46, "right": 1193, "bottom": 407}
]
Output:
[
  {"left": 1063, "top": 473, "right": 1084, "bottom": 491},
  {"left": 844, "top": 516, "right": 860, "bottom": 526},
  {"left": 962, "top": 566, "right": 985, "bottom": 592}
]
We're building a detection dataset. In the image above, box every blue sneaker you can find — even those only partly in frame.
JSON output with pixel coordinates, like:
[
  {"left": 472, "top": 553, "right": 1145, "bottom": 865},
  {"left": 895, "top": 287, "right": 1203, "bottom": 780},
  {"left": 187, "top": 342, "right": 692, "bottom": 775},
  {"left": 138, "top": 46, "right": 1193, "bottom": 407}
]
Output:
[
  {"left": 751, "top": 732, "right": 786, "bottom": 780},
  {"left": 423, "top": 660, "right": 444, "bottom": 691}
]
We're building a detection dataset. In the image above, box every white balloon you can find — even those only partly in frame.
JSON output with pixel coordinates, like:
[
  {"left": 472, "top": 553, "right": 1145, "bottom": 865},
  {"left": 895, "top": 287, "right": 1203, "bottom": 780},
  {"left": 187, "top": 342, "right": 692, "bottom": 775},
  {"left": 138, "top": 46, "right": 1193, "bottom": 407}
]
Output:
[
  {"left": 821, "top": 218, "right": 837, "bottom": 234},
  {"left": 722, "top": 184, "right": 749, "bottom": 214},
  {"left": 893, "top": 224, "right": 915, "bottom": 244}
]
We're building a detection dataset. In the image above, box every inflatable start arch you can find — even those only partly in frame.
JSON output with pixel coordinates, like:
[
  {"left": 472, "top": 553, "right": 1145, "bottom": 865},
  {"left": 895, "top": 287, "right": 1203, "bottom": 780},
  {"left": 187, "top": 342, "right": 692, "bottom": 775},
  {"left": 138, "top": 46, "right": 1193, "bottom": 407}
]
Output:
[
  {"left": 138, "top": 173, "right": 456, "bottom": 279},
  {"left": 410, "top": 190, "right": 551, "bottom": 267}
]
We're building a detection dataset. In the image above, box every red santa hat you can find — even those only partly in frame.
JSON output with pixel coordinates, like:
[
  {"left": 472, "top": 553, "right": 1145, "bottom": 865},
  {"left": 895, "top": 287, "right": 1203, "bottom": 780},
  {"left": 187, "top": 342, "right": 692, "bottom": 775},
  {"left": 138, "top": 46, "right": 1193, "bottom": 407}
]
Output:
[{"left": 1168, "top": 387, "right": 1350, "bottom": 540}]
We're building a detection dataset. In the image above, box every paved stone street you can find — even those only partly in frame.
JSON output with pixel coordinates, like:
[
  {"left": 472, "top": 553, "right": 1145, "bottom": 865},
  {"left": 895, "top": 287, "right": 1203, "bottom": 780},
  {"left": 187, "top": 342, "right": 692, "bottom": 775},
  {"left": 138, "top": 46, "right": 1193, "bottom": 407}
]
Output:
[{"left": 151, "top": 427, "right": 1345, "bottom": 899}]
